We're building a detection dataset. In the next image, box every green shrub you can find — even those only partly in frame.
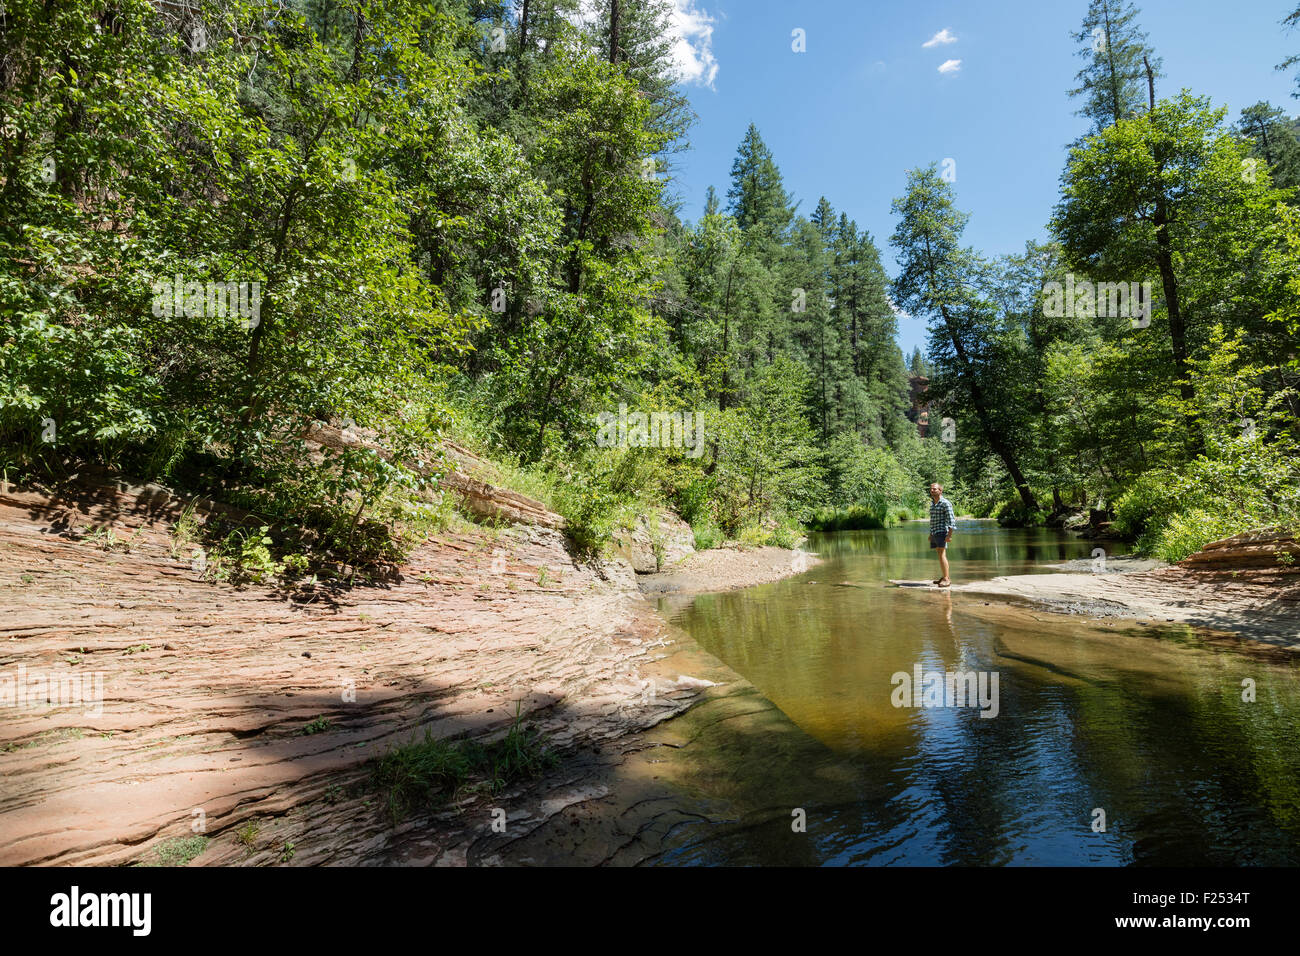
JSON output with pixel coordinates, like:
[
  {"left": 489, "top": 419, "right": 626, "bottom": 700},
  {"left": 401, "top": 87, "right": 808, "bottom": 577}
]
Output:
[
  {"left": 138, "top": 836, "right": 208, "bottom": 868},
  {"left": 1112, "top": 472, "right": 1165, "bottom": 543},
  {"left": 1114, "top": 436, "right": 1300, "bottom": 560},
  {"left": 691, "top": 521, "right": 723, "bottom": 551},
  {"left": 769, "top": 517, "right": 803, "bottom": 549},
  {"left": 301, "top": 717, "right": 333, "bottom": 736},
  {"left": 550, "top": 475, "right": 618, "bottom": 555},
  {"left": 208, "top": 525, "right": 283, "bottom": 584},
  {"left": 995, "top": 498, "right": 1045, "bottom": 528},
  {"left": 371, "top": 705, "right": 557, "bottom": 822},
  {"left": 808, "top": 504, "right": 890, "bottom": 532},
  {"left": 670, "top": 476, "right": 713, "bottom": 526},
  {"left": 1151, "top": 509, "right": 1246, "bottom": 563}
]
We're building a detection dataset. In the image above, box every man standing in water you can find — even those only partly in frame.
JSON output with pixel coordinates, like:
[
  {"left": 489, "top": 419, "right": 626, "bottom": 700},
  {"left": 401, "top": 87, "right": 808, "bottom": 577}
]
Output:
[{"left": 929, "top": 482, "right": 956, "bottom": 587}]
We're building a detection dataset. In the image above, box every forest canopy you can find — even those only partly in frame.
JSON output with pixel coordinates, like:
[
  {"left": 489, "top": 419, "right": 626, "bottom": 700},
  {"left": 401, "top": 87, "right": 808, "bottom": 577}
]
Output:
[{"left": 2, "top": 0, "right": 1297, "bottom": 569}]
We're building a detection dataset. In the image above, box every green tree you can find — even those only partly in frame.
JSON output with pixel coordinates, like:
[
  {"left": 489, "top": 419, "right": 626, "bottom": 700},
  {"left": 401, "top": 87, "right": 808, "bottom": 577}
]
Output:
[
  {"left": 1279, "top": 4, "right": 1300, "bottom": 97},
  {"left": 497, "top": 47, "right": 667, "bottom": 457},
  {"left": 727, "top": 124, "right": 794, "bottom": 250},
  {"left": 889, "top": 166, "right": 1040, "bottom": 512},
  {"left": 1236, "top": 101, "right": 1300, "bottom": 194},
  {"left": 711, "top": 356, "right": 821, "bottom": 529},
  {"left": 1054, "top": 92, "right": 1290, "bottom": 419},
  {"left": 1069, "top": 0, "right": 1161, "bottom": 133},
  {"left": 583, "top": 0, "right": 695, "bottom": 157}
]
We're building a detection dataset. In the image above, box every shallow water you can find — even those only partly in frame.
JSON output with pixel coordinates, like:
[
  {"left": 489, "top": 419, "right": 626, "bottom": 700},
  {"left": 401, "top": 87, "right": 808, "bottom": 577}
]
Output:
[{"left": 653, "top": 522, "right": 1300, "bottom": 865}]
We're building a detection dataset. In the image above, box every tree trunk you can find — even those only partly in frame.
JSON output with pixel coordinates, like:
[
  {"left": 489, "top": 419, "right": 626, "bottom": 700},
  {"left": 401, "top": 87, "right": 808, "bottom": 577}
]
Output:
[
  {"left": 609, "top": 0, "right": 620, "bottom": 64},
  {"left": 1103, "top": 2, "right": 1122, "bottom": 124},
  {"left": 1145, "top": 56, "right": 1195, "bottom": 407},
  {"left": 516, "top": 0, "right": 531, "bottom": 104},
  {"left": 939, "top": 302, "right": 1039, "bottom": 511},
  {"left": 920, "top": 235, "right": 1040, "bottom": 513},
  {"left": 718, "top": 261, "right": 735, "bottom": 412}
]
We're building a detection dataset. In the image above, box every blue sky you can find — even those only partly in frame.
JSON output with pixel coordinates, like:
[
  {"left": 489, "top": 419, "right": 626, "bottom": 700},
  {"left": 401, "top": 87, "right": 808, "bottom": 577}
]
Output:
[{"left": 664, "top": 0, "right": 1300, "bottom": 355}]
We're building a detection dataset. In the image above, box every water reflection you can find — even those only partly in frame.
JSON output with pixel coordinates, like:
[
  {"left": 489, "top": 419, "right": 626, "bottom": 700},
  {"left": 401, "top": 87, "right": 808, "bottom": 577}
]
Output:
[{"left": 654, "top": 523, "right": 1300, "bottom": 865}]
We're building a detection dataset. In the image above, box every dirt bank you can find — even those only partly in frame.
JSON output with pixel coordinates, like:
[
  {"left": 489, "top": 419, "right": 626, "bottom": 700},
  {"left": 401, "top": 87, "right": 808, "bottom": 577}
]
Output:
[
  {"left": 0, "top": 480, "right": 742, "bottom": 866},
  {"left": 637, "top": 545, "right": 820, "bottom": 597}
]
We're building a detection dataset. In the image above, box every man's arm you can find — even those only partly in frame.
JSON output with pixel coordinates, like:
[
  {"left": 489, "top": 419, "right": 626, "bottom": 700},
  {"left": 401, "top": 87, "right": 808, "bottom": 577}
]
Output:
[{"left": 945, "top": 501, "right": 956, "bottom": 540}]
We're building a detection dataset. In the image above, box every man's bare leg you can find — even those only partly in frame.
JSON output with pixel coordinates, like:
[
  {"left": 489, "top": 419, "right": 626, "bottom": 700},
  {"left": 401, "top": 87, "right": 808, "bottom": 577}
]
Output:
[{"left": 937, "top": 546, "right": 950, "bottom": 584}]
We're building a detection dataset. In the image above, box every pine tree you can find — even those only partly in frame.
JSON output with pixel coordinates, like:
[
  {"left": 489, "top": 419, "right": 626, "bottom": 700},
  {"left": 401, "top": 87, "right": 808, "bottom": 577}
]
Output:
[
  {"left": 727, "top": 124, "right": 794, "bottom": 248},
  {"left": 583, "top": 0, "right": 694, "bottom": 159},
  {"left": 1236, "top": 102, "right": 1300, "bottom": 193},
  {"left": 702, "top": 184, "right": 721, "bottom": 218},
  {"left": 1069, "top": 0, "right": 1161, "bottom": 133},
  {"left": 1280, "top": 4, "right": 1300, "bottom": 96},
  {"left": 510, "top": 0, "right": 582, "bottom": 107},
  {"left": 810, "top": 196, "right": 837, "bottom": 244}
]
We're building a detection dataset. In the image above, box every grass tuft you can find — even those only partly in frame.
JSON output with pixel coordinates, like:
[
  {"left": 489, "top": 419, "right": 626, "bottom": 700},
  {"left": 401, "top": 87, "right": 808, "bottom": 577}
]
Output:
[
  {"left": 370, "top": 704, "right": 559, "bottom": 822},
  {"left": 138, "top": 836, "right": 208, "bottom": 867}
]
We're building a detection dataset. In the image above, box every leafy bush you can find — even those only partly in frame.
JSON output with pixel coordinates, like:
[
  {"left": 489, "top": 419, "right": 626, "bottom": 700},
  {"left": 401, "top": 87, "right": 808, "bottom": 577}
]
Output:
[
  {"left": 891, "top": 505, "right": 923, "bottom": 522},
  {"left": 206, "top": 525, "right": 283, "bottom": 585},
  {"left": 670, "top": 476, "right": 714, "bottom": 526},
  {"left": 808, "top": 504, "right": 891, "bottom": 531},
  {"left": 691, "top": 521, "right": 724, "bottom": 550},
  {"left": 769, "top": 517, "right": 803, "bottom": 549},
  {"left": 733, "top": 516, "right": 810, "bottom": 548},
  {"left": 1151, "top": 509, "right": 1248, "bottom": 563},
  {"left": 995, "top": 498, "right": 1046, "bottom": 528},
  {"left": 1114, "top": 435, "right": 1300, "bottom": 560},
  {"left": 950, "top": 457, "right": 1013, "bottom": 520},
  {"left": 840, "top": 445, "right": 911, "bottom": 516},
  {"left": 1112, "top": 472, "right": 1165, "bottom": 543},
  {"left": 549, "top": 471, "right": 619, "bottom": 556}
]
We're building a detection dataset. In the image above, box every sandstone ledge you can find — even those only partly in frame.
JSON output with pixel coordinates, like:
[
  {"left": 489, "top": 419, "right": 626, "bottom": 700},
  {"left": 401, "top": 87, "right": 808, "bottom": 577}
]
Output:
[{"left": 0, "top": 482, "right": 733, "bottom": 866}]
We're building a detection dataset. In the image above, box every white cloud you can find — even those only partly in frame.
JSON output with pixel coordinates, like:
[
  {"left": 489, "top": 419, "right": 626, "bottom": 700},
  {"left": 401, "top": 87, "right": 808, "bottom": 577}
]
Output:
[
  {"left": 566, "top": 0, "right": 718, "bottom": 88},
  {"left": 668, "top": 0, "right": 719, "bottom": 88},
  {"left": 937, "top": 59, "right": 962, "bottom": 74},
  {"left": 923, "top": 28, "right": 957, "bottom": 48}
]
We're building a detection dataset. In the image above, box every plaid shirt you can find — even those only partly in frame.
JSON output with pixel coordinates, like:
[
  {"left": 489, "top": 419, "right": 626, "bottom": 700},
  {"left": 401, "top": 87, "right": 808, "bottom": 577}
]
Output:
[{"left": 929, "top": 496, "right": 956, "bottom": 537}]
